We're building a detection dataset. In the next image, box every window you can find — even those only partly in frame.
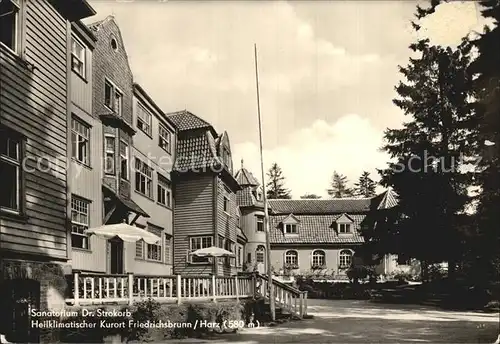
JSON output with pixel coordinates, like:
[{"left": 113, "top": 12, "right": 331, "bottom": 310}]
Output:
[
  {"left": 223, "top": 195, "right": 230, "bottom": 213},
  {"left": 222, "top": 147, "right": 232, "bottom": 171},
  {"left": 136, "top": 240, "right": 144, "bottom": 259},
  {"left": 256, "top": 216, "right": 264, "bottom": 232},
  {"left": 0, "top": 0, "right": 20, "bottom": 53},
  {"left": 338, "top": 223, "right": 351, "bottom": 234},
  {"left": 71, "top": 36, "right": 86, "bottom": 77},
  {"left": 104, "top": 80, "right": 122, "bottom": 116},
  {"left": 135, "top": 158, "right": 153, "bottom": 198},
  {"left": 189, "top": 236, "right": 213, "bottom": 264},
  {"left": 146, "top": 224, "right": 162, "bottom": 261},
  {"left": 71, "top": 117, "right": 90, "bottom": 165},
  {"left": 218, "top": 235, "right": 224, "bottom": 248},
  {"left": 111, "top": 37, "right": 118, "bottom": 51},
  {"left": 120, "top": 141, "right": 129, "bottom": 180},
  {"left": 71, "top": 197, "right": 90, "bottom": 249},
  {"left": 0, "top": 128, "right": 22, "bottom": 213},
  {"left": 165, "top": 234, "right": 171, "bottom": 264},
  {"left": 247, "top": 253, "right": 252, "bottom": 263},
  {"left": 339, "top": 250, "right": 353, "bottom": 268},
  {"left": 237, "top": 245, "right": 243, "bottom": 267},
  {"left": 159, "top": 124, "right": 171, "bottom": 153},
  {"left": 256, "top": 245, "right": 265, "bottom": 263},
  {"left": 224, "top": 239, "right": 235, "bottom": 266},
  {"left": 157, "top": 174, "right": 172, "bottom": 207},
  {"left": 312, "top": 250, "right": 326, "bottom": 268},
  {"left": 136, "top": 103, "right": 152, "bottom": 136},
  {"left": 284, "top": 250, "right": 298, "bottom": 268},
  {"left": 147, "top": 242, "right": 162, "bottom": 261},
  {"left": 284, "top": 224, "right": 297, "bottom": 234},
  {"left": 104, "top": 135, "right": 115, "bottom": 175},
  {"left": 236, "top": 213, "right": 241, "bottom": 228}
]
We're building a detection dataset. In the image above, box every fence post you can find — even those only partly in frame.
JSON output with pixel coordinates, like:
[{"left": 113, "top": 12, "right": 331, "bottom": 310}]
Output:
[
  {"left": 177, "top": 275, "right": 182, "bottom": 304},
  {"left": 73, "top": 272, "right": 80, "bottom": 306},
  {"left": 251, "top": 272, "right": 256, "bottom": 299},
  {"left": 235, "top": 276, "right": 239, "bottom": 301},
  {"left": 212, "top": 275, "right": 217, "bottom": 302},
  {"left": 299, "top": 292, "right": 303, "bottom": 318},
  {"left": 128, "top": 273, "right": 134, "bottom": 306},
  {"left": 303, "top": 291, "right": 308, "bottom": 315}
]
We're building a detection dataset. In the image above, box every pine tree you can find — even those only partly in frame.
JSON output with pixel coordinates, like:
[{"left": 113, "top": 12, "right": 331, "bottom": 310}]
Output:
[
  {"left": 300, "top": 193, "right": 322, "bottom": 199},
  {"left": 469, "top": 0, "right": 500, "bottom": 285},
  {"left": 354, "top": 171, "right": 377, "bottom": 198},
  {"left": 266, "top": 163, "right": 291, "bottom": 199},
  {"left": 327, "top": 172, "right": 354, "bottom": 198},
  {"left": 375, "top": 1, "right": 476, "bottom": 280}
]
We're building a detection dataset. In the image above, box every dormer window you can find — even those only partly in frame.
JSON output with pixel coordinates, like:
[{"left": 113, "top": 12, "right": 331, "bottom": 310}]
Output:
[
  {"left": 339, "top": 223, "right": 351, "bottom": 233},
  {"left": 284, "top": 224, "right": 297, "bottom": 234}
]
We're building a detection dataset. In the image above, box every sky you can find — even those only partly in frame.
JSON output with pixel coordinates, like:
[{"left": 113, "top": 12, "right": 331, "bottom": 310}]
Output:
[{"left": 86, "top": 1, "right": 485, "bottom": 198}]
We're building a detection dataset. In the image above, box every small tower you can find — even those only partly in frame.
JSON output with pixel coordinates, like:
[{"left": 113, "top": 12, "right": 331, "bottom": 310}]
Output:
[{"left": 235, "top": 160, "right": 268, "bottom": 274}]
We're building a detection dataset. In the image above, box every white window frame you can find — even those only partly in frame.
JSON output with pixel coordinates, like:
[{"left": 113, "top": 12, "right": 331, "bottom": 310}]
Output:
[
  {"left": 284, "top": 223, "right": 298, "bottom": 234},
  {"left": 339, "top": 249, "right": 353, "bottom": 269},
  {"left": 224, "top": 239, "right": 236, "bottom": 266},
  {"left": 256, "top": 245, "right": 265, "bottom": 263},
  {"left": 338, "top": 223, "right": 351, "bottom": 234},
  {"left": 0, "top": 131, "right": 21, "bottom": 214},
  {"left": 312, "top": 250, "right": 326, "bottom": 268},
  {"left": 71, "top": 196, "right": 90, "bottom": 250},
  {"left": 189, "top": 236, "right": 213, "bottom": 264},
  {"left": 136, "top": 103, "right": 152, "bottom": 136},
  {"left": 284, "top": 250, "right": 298, "bottom": 268},
  {"left": 159, "top": 124, "right": 171, "bottom": 153},
  {"left": 256, "top": 216, "right": 264, "bottom": 232},
  {"left": 71, "top": 116, "right": 90, "bottom": 166},
  {"left": 120, "top": 140, "right": 129, "bottom": 181},
  {"left": 0, "top": 0, "right": 21, "bottom": 55},
  {"left": 104, "top": 135, "right": 115, "bottom": 175},
  {"left": 71, "top": 35, "right": 86, "bottom": 78},
  {"left": 135, "top": 157, "right": 153, "bottom": 198},
  {"left": 157, "top": 174, "right": 172, "bottom": 208},
  {"left": 147, "top": 242, "right": 162, "bottom": 262},
  {"left": 237, "top": 245, "right": 243, "bottom": 267},
  {"left": 104, "top": 79, "right": 123, "bottom": 117}
]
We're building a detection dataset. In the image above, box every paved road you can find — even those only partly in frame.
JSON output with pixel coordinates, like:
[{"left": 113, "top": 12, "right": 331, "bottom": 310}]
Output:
[{"left": 177, "top": 299, "right": 500, "bottom": 343}]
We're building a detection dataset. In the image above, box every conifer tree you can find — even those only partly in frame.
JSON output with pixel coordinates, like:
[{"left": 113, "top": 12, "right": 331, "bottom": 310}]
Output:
[
  {"left": 354, "top": 171, "right": 377, "bottom": 198},
  {"left": 266, "top": 163, "right": 292, "bottom": 199}
]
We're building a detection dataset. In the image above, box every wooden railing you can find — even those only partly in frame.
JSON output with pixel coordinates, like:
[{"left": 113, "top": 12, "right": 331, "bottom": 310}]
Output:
[
  {"left": 66, "top": 272, "right": 307, "bottom": 319},
  {"left": 244, "top": 272, "right": 308, "bottom": 318},
  {"left": 66, "top": 273, "right": 253, "bottom": 306}
]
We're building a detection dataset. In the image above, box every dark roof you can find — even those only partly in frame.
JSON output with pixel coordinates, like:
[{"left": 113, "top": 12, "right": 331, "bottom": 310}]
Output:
[
  {"left": 235, "top": 167, "right": 260, "bottom": 187},
  {"left": 173, "top": 130, "right": 221, "bottom": 172},
  {"left": 269, "top": 198, "right": 373, "bottom": 215},
  {"left": 167, "top": 110, "right": 213, "bottom": 132},
  {"left": 236, "top": 187, "right": 264, "bottom": 208},
  {"left": 270, "top": 214, "right": 365, "bottom": 244}
]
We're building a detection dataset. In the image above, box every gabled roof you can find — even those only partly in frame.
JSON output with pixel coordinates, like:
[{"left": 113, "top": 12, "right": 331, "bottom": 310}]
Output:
[
  {"left": 172, "top": 130, "right": 221, "bottom": 172},
  {"left": 269, "top": 198, "right": 373, "bottom": 215},
  {"left": 167, "top": 110, "right": 215, "bottom": 134},
  {"left": 235, "top": 166, "right": 260, "bottom": 187},
  {"left": 282, "top": 214, "right": 300, "bottom": 224},
  {"left": 270, "top": 214, "right": 365, "bottom": 244},
  {"left": 335, "top": 213, "right": 355, "bottom": 223},
  {"left": 377, "top": 187, "right": 399, "bottom": 210}
]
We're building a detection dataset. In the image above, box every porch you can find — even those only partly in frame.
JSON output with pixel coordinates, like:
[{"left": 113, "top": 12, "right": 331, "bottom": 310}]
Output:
[{"left": 65, "top": 272, "right": 308, "bottom": 318}]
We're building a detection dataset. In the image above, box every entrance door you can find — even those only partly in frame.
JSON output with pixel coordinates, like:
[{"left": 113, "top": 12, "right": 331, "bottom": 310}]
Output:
[{"left": 109, "top": 239, "right": 124, "bottom": 274}]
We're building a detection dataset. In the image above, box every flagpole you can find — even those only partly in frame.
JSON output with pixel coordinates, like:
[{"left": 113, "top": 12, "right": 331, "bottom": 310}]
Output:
[{"left": 254, "top": 43, "right": 275, "bottom": 321}]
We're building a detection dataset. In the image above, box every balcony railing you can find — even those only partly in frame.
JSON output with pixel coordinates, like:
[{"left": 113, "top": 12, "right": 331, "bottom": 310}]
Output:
[{"left": 66, "top": 273, "right": 254, "bottom": 306}]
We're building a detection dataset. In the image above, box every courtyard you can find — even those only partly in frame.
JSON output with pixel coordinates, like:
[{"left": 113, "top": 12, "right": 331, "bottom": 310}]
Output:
[{"left": 171, "top": 299, "right": 500, "bottom": 343}]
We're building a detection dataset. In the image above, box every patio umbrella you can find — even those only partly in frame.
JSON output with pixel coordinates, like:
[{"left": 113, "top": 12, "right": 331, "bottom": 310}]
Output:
[
  {"left": 189, "top": 246, "right": 235, "bottom": 258},
  {"left": 86, "top": 223, "right": 161, "bottom": 244},
  {"left": 190, "top": 246, "right": 235, "bottom": 275}
]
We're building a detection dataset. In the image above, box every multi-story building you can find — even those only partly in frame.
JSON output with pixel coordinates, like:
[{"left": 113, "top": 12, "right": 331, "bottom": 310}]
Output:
[
  {"left": 0, "top": 0, "right": 95, "bottom": 341},
  {"left": 129, "top": 83, "right": 177, "bottom": 275},
  {"left": 168, "top": 110, "right": 243, "bottom": 276}
]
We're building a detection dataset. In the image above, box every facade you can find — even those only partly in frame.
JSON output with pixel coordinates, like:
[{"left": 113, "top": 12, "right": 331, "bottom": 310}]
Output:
[
  {"left": 168, "top": 111, "right": 243, "bottom": 276},
  {"left": 129, "top": 83, "right": 177, "bottom": 275},
  {"left": 0, "top": 0, "right": 95, "bottom": 341}
]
